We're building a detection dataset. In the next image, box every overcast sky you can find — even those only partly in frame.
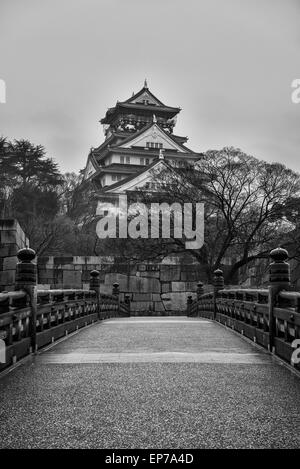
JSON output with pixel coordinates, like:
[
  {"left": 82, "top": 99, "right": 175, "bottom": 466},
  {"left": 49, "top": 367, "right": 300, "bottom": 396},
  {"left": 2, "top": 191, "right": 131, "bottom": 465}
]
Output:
[{"left": 0, "top": 0, "right": 299, "bottom": 174}]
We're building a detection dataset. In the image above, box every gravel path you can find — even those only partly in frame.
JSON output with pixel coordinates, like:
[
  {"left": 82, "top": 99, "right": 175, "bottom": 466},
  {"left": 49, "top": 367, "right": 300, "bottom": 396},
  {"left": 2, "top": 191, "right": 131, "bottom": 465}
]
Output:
[{"left": 0, "top": 317, "right": 299, "bottom": 449}]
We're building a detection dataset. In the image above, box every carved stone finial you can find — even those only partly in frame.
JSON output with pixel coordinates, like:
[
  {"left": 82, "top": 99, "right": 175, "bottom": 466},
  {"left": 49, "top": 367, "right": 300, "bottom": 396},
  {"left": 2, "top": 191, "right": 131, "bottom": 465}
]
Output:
[
  {"left": 89, "top": 270, "right": 100, "bottom": 291},
  {"left": 17, "top": 248, "right": 36, "bottom": 263},
  {"left": 213, "top": 269, "right": 224, "bottom": 291},
  {"left": 153, "top": 114, "right": 157, "bottom": 124},
  {"left": 90, "top": 270, "right": 100, "bottom": 278},
  {"left": 144, "top": 78, "right": 148, "bottom": 88},
  {"left": 159, "top": 148, "right": 164, "bottom": 160},
  {"left": 269, "top": 247, "right": 290, "bottom": 287},
  {"left": 197, "top": 282, "right": 204, "bottom": 298},
  {"left": 270, "top": 247, "right": 289, "bottom": 263},
  {"left": 213, "top": 269, "right": 223, "bottom": 277}
]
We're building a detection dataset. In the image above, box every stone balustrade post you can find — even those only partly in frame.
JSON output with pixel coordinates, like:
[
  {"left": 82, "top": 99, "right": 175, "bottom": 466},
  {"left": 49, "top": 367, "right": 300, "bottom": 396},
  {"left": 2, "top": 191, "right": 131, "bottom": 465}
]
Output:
[
  {"left": 125, "top": 294, "right": 131, "bottom": 316},
  {"left": 112, "top": 283, "right": 120, "bottom": 315},
  {"left": 15, "top": 248, "right": 37, "bottom": 352},
  {"left": 213, "top": 269, "right": 224, "bottom": 320},
  {"left": 187, "top": 294, "right": 193, "bottom": 316},
  {"left": 197, "top": 282, "right": 204, "bottom": 300},
  {"left": 268, "top": 247, "right": 291, "bottom": 352},
  {"left": 89, "top": 270, "right": 101, "bottom": 319}
]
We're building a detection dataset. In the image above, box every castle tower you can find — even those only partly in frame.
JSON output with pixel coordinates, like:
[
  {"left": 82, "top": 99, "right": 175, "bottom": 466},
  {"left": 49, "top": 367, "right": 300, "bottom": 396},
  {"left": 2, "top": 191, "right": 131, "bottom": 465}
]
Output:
[{"left": 82, "top": 81, "right": 201, "bottom": 193}]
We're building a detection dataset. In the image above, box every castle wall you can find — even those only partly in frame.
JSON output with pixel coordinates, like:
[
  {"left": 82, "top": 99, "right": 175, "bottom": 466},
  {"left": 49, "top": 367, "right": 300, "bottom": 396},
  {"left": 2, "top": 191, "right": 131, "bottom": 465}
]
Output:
[
  {"left": 0, "top": 219, "right": 29, "bottom": 292},
  {"left": 37, "top": 255, "right": 213, "bottom": 314}
]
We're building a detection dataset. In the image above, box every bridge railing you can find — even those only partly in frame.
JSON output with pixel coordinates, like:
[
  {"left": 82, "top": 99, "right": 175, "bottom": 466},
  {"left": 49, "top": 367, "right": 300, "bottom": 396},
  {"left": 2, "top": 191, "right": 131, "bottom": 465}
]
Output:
[
  {"left": 187, "top": 248, "right": 300, "bottom": 370},
  {"left": 0, "top": 249, "right": 130, "bottom": 371}
]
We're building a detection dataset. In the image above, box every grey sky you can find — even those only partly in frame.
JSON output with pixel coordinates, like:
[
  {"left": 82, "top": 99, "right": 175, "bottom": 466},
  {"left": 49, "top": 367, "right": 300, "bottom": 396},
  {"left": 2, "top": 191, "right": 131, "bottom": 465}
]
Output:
[{"left": 0, "top": 0, "right": 299, "bottom": 174}]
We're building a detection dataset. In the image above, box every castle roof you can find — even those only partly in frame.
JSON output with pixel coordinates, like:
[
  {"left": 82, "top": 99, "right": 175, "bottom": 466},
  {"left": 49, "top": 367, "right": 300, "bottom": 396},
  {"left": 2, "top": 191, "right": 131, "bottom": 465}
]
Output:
[{"left": 100, "top": 83, "right": 180, "bottom": 124}]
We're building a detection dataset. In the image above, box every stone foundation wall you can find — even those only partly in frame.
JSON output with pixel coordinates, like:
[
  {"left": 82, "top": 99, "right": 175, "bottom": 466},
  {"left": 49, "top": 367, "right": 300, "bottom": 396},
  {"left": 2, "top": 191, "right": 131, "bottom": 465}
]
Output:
[
  {"left": 37, "top": 255, "right": 214, "bottom": 314},
  {"left": 0, "top": 219, "right": 235, "bottom": 313},
  {"left": 0, "top": 219, "right": 29, "bottom": 291}
]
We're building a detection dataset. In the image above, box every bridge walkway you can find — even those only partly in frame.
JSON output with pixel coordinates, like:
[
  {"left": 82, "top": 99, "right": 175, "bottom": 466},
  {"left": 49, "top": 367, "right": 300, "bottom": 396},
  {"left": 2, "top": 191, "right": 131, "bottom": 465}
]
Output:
[{"left": 0, "top": 316, "right": 299, "bottom": 448}]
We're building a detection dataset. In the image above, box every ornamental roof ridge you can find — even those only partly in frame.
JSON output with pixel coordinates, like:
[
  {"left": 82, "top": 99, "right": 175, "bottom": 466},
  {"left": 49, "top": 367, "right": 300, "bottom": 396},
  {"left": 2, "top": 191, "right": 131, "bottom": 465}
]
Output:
[
  {"left": 113, "top": 121, "right": 194, "bottom": 154},
  {"left": 122, "top": 83, "right": 165, "bottom": 106}
]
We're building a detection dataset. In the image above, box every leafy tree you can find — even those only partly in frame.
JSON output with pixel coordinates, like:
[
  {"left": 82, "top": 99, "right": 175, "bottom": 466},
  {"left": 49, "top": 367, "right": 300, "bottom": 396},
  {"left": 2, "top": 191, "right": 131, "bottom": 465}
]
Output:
[
  {"left": 0, "top": 137, "right": 64, "bottom": 250},
  {"left": 4, "top": 139, "right": 62, "bottom": 189}
]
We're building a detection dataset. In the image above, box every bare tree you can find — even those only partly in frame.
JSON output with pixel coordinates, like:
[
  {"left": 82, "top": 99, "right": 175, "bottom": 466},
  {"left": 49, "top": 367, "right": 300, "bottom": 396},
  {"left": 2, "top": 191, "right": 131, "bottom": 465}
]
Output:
[{"left": 136, "top": 147, "right": 300, "bottom": 282}]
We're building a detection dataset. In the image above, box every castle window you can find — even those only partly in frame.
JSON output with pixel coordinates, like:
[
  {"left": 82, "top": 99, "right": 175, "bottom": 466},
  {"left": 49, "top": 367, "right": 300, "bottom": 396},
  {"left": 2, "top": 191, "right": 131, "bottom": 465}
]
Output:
[
  {"left": 146, "top": 142, "right": 163, "bottom": 149},
  {"left": 145, "top": 158, "right": 150, "bottom": 165},
  {"left": 120, "top": 156, "right": 124, "bottom": 164},
  {"left": 112, "top": 174, "right": 123, "bottom": 182},
  {"left": 126, "top": 156, "right": 130, "bottom": 164}
]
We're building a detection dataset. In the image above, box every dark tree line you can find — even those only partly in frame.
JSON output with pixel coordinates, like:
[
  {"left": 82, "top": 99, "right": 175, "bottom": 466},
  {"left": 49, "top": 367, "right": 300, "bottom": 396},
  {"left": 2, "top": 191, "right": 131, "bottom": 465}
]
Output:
[{"left": 0, "top": 137, "right": 96, "bottom": 255}]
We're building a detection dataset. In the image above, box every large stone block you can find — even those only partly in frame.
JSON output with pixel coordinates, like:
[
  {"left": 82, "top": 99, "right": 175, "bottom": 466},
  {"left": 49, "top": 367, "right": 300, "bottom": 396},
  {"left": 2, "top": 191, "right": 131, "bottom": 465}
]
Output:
[
  {"left": 38, "top": 269, "right": 52, "bottom": 281},
  {"left": 63, "top": 270, "right": 82, "bottom": 288},
  {"left": 54, "top": 270, "right": 63, "bottom": 283},
  {"left": 104, "top": 273, "right": 160, "bottom": 293},
  {"left": 61, "top": 264, "right": 75, "bottom": 271},
  {"left": 73, "top": 256, "right": 87, "bottom": 265},
  {"left": 161, "top": 282, "right": 171, "bottom": 293},
  {"left": 98, "top": 256, "right": 114, "bottom": 263},
  {"left": 3, "top": 256, "right": 17, "bottom": 271},
  {"left": 132, "top": 293, "right": 152, "bottom": 301},
  {"left": 0, "top": 219, "right": 19, "bottom": 231},
  {"left": 180, "top": 270, "right": 199, "bottom": 282},
  {"left": 161, "top": 292, "right": 193, "bottom": 311},
  {"left": 0, "top": 270, "right": 15, "bottom": 286},
  {"left": 0, "top": 230, "right": 17, "bottom": 244},
  {"left": 53, "top": 256, "right": 74, "bottom": 265},
  {"left": 0, "top": 244, "right": 18, "bottom": 257},
  {"left": 130, "top": 301, "right": 153, "bottom": 311},
  {"left": 160, "top": 265, "right": 181, "bottom": 282},
  {"left": 38, "top": 257, "right": 54, "bottom": 270},
  {"left": 186, "top": 281, "right": 198, "bottom": 292},
  {"left": 38, "top": 257, "right": 51, "bottom": 266},
  {"left": 132, "top": 276, "right": 160, "bottom": 293},
  {"left": 85, "top": 256, "right": 101, "bottom": 265},
  {"left": 100, "top": 284, "right": 113, "bottom": 295},
  {"left": 154, "top": 301, "right": 165, "bottom": 312},
  {"left": 140, "top": 271, "right": 160, "bottom": 278},
  {"left": 171, "top": 281, "right": 186, "bottom": 292},
  {"left": 152, "top": 293, "right": 161, "bottom": 301}
]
